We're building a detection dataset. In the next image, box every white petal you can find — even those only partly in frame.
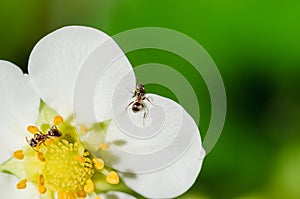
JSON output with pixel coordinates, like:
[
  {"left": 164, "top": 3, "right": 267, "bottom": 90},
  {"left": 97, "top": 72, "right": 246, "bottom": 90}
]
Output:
[
  {"left": 99, "top": 191, "right": 137, "bottom": 199},
  {"left": 120, "top": 132, "right": 204, "bottom": 198},
  {"left": 0, "top": 61, "right": 40, "bottom": 163},
  {"left": 94, "top": 94, "right": 204, "bottom": 172},
  {"left": 108, "top": 94, "right": 183, "bottom": 154},
  {"left": 90, "top": 91, "right": 205, "bottom": 198},
  {"left": 0, "top": 173, "right": 39, "bottom": 198},
  {"left": 73, "top": 36, "right": 135, "bottom": 123},
  {"left": 86, "top": 90, "right": 205, "bottom": 197},
  {"left": 28, "top": 26, "right": 110, "bottom": 118}
]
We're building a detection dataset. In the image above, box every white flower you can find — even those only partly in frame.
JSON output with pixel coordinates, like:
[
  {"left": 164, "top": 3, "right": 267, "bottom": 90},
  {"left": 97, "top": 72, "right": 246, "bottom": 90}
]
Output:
[{"left": 0, "top": 26, "right": 205, "bottom": 199}]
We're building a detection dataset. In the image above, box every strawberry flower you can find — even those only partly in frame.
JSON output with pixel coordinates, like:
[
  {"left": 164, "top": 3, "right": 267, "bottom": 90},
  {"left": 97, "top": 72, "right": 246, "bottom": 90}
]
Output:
[{"left": 0, "top": 26, "right": 205, "bottom": 199}]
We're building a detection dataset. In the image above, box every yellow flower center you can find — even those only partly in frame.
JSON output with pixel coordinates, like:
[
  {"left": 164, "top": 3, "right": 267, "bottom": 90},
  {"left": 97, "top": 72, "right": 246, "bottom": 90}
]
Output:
[
  {"left": 42, "top": 139, "right": 94, "bottom": 194},
  {"left": 9, "top": 115, "right": 120, "bottom": 199}
]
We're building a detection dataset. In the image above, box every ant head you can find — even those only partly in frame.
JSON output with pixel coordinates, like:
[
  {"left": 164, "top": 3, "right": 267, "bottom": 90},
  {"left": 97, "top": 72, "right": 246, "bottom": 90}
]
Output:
[{"left": 136, "top": 84, "right": 145, "bottom": 92}]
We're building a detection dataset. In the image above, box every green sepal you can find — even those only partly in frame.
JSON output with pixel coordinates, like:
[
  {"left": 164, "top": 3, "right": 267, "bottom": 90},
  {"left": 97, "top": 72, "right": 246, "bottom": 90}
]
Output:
[
  {"left": 92, "top": 171, "right": 143, "bottom": 198},
  {"left": 0, "top": 157, "right": 26, "bottom": 178},
  {"left": 84, "top": 119, "right": 111, "bottom": 136},
  {"left": 39, "top": 190, "right": 55, "bottom": 199},
  {"left": 98, "top": 120, "right": 111, "bottom": 135},
  {"left": 36, "top": 100, "right": 60, "bottom": 127}
]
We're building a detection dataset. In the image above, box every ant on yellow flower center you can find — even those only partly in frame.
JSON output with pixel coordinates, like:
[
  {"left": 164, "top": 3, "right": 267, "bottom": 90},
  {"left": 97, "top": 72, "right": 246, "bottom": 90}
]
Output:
[{"left": 12, "top": 115, "right": 119, "bottom": 199}]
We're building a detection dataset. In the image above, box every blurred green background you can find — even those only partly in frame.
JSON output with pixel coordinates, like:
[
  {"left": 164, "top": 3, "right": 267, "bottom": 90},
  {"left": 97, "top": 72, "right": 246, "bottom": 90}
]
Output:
[{"left": 1, "top": 0, "right": 300, "bottom": 198}]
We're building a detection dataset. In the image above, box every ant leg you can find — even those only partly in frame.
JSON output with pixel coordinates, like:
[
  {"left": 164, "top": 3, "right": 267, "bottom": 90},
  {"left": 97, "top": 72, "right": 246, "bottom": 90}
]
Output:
[
  {"left": 25, "top": 137, "right": 30, "bottom": 144},
  {"left": 36, "top": 129, "right": 44, "bottom": 135},
  {"left": 146, "top": 97, "right": 154, "bottom": 105},
  {"left": 126, "top": 87, "right": 135, "bottom": 96},
  {"left": 142, "top": 105, "right": 148, "bottom": 127},
  {"left": 34, "top": 144, "right": 41, "bottom": 153},
  {"left": 125, "top": 101, "right": 135, "bottom": 111},
  {"left": 42, "top": 142, "right": 49, "bottom": 149}
]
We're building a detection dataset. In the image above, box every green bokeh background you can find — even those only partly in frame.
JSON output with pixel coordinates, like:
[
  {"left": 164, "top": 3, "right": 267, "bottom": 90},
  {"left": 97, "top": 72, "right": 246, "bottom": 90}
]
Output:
[{"left": 1, "top": 1, "right": 300, "bottom": 198}]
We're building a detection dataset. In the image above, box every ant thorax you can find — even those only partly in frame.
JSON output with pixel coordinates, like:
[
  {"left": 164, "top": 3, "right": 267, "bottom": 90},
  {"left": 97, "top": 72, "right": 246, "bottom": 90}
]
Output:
[{"left": 133, "top": 84, "right": 145, "bottom": 98}]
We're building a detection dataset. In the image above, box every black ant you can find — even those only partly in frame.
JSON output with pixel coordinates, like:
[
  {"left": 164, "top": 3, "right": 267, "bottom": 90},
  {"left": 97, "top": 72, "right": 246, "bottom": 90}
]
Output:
[
  {"left": 126, "top": 84, "right": 153, "bottom": 123},
  {"left": 26, "top": 126, "right": 62, "bottom": 151}
]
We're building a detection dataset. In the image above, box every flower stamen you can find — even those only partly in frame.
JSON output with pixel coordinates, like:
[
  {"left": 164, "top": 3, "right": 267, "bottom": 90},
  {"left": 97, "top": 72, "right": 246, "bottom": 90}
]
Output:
[
  {"left": 13, "top": 150, "right": 24, "bottom": 160},
  {"left": 45, "top": 138, "right": 54, "bottom": 145},
  {"left": 83, "top": 179, "right": 94, "bottom": 193},
  {"left": 38, "top": 174, "right": 45, "bottom": 185},
  {"left": 37, "top": 152, "right": 45, "bottom": 162},
  {"left": 80, "top": 125, "right": 88, "bottom": 135},
  {"left": 106, "top": 171, "right": 119, "bottom": 185},
  {"left": 38, "top": 184, "right": 47, "bottom": 194},
  {"left": 58, "top": 190, "right": 67, "bottom": 199},
  {"left": 66, "top": 190, "right": 75, "bottom": 199},
  {"left": 54, "top": 116, "right": 64, "bottom": 126},
  {"left": 77, "top": 189, "right": 87, "bottom": 198},
  {"left": 38, "top": 174, "right": 47, "bottom": 194},
  {"left": 42, "top": 137, "right": 94, "bottom": 195},
  {"left": 15, "top": 116, "right": 120, "bottom": 198},
  {"left": 27, "top": 125, "right": 39, "bottom": 134},
  {"left": 74, "top": 155, "right": 85, "bottom": 163},
  {"left": 98, "top": 143, "right": 110, "bottom": 150},
  {"left": 16, "top": 179, "right": 27, "bottom": 189},
  {"left": 93, "top": 158, "right": 104, "bottom": 170}
]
